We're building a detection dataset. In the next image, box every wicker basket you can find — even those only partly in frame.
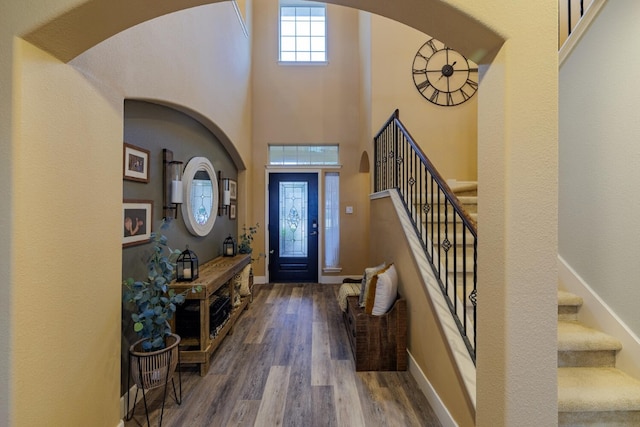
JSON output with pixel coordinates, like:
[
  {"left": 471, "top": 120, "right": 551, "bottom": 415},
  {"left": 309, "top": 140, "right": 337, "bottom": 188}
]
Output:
[{"left": 129, "top": 334, "right": 180, "bottom": 390}]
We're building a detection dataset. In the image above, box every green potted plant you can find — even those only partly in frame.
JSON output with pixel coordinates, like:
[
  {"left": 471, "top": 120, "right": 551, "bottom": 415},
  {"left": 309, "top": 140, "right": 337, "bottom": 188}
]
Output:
[
  {"left": 123, "top": 223, "right": 200, "bottom": 392},
  {"left": 238, "top": 223, "right": 266, "bottom": 260}
]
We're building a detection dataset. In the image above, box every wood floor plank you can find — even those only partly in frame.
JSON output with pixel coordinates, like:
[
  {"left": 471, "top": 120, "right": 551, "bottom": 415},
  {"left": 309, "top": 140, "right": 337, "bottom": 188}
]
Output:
[
  {"left": 312, "top": 285, "right": 328, "bottom": 322},
  {"left": 286, "top": 285, "right": 303, "bottom": 314},
  {"left": 255, "top": 365, "right": 291, "bottom": 427},
  {"left": 311, "top": 385, "right": 337, "bottom": 427},
  {"left": 283, "top": 286, "right": 314, "bottom": 426},
  {"left": 311, "top": 321, "right": 332, "bottom": 386},
  {"left": 226, "top": 400, "right": 260, "bottom": 426},
  {"left": 331, "top": 359, "right": 367, "bottom": 426}
]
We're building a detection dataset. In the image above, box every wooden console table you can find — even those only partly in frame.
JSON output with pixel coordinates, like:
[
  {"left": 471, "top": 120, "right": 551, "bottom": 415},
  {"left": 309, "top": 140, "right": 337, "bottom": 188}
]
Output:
[{"left": 169, "top": 254, "right": 251, "bottom": 376}]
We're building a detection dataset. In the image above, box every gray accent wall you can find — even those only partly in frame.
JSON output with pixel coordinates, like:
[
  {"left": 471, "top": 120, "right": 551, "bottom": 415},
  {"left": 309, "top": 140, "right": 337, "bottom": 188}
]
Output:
[{"left": 121, "top": 99, "right": 237, "bottom": 394}]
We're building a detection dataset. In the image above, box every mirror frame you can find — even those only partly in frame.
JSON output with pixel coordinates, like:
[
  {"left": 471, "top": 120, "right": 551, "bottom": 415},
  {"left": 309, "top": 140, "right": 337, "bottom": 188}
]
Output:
[{"left": 181, "top": 156, "right": 219, "bottom": 236}]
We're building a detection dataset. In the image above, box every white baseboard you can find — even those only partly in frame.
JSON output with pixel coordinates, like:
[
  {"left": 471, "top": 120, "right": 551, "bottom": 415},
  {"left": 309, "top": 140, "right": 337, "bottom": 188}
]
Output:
[
  {"left": 407, "top": 350, "right": 458, "bottom": 427},
  {"left": 558, "top": 255, "right": 640, "bottom": 379},
  {"left": 253, "top": 275, "right": 357, "bottom": 285},
  {"left": 116, "top": 420, "right": 124, "bottom": 427},
  {"left": 319, "top": 275, "right": 354, "bottom": 284}
]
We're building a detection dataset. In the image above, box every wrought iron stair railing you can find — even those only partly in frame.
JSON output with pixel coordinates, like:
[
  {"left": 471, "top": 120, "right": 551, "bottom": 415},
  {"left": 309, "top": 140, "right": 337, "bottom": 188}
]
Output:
[{"left": 374, "top": 109, "right": 477, "bottom": 363}]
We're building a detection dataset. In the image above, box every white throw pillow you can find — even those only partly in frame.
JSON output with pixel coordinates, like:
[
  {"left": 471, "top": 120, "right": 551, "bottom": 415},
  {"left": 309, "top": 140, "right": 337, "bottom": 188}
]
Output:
[{"left": 367, "top": 264, "right": 398, "bottom": 316}]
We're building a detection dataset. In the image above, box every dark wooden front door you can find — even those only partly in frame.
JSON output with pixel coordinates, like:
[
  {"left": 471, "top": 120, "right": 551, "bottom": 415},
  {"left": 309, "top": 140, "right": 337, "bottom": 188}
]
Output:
[{"left": 268, "top": 173, "right": 319, "bottom": 283}]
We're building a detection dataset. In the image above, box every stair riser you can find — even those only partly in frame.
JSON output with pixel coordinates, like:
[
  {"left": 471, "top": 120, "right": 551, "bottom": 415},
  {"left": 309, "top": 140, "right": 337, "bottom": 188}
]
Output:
[
  {"left": 558, "top": 350, "right": 618, "bottom": 368},
  {"left": 558, "top": 306, "right": 580, "bottom": 321},
  {"left": 559, "top": 410, "right": 640, "bottom": 426}
]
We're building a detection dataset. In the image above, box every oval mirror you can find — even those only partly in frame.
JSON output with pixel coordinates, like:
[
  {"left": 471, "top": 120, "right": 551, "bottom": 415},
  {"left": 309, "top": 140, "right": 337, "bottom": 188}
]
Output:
[{"left": 181, "top": 157, "right": 219, "bottom": 236}]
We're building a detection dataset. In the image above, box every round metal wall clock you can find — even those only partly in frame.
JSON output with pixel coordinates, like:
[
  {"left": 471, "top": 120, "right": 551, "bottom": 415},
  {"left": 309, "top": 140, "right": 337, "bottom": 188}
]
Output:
[{"left": 412, "top": 38, "right": 478, "bottom": 107}]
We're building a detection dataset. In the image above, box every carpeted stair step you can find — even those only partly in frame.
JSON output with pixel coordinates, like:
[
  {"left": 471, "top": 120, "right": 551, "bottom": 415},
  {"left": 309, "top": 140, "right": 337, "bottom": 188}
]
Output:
[
  {"left": 558, "top": 290, "right": 583, "bottom": 321},
  {"left": 558, "top": 367, "right": 640, "bottom": 426},
  {"left": 558, "top": 321, "right": 622, "bottom": 367},
  {"left": 449, "top": 181, "right": 478, "bottom": 197}
]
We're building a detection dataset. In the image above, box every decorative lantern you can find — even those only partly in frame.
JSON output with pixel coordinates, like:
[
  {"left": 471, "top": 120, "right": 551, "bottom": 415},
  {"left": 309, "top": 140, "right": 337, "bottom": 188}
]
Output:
[
  {"left": 176, "top": 246, "right": 199, "bottom": 282},
  {"left": 223, "top": 235, "right": 236, "bottom": 257}
]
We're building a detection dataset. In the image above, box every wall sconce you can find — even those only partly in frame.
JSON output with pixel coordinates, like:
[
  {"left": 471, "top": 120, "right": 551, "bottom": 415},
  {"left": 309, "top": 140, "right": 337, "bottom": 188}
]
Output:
[
  {"left": 217, "top": 172, "right": 232, "bottom": 216},
  {"left": 163, "top": 149, "right": 184, "bottom": 219},
  {"left": 176, "top": 246, "right": 199, "bottom": 282}
]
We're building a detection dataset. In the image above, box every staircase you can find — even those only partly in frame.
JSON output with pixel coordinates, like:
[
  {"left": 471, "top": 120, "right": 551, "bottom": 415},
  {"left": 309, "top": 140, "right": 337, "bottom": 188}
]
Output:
[
  {"left": 420, "top": 181, "right": 477, "bottom": 298},
  {"left": 374, "top": 109, "right": 478, "bottom": 362},
  {"left": 417, "top": 181, "right": 477, "bottom": 345},
  {"left": 558, "top": 290, "right": 640, "bottom": 425}
]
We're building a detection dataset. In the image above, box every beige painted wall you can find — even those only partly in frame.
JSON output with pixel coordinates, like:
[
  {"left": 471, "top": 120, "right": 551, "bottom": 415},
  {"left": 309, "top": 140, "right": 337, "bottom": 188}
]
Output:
[
  {"left": 1, "top": 0, "right": 558, "bottom": 426},
  {"left": 369, "top": 14, "right": 478, "bottom": 181},
  {"left": 14, "top": 38, "right": 124, "bottom": 426},
  {"left": 250, "top": 5, "right": 478, "bottom": 279},
  {"left": 370, "top": 195, "right": 475, "bottom": 426},
  {"left": 250, "top": 0, "right": 370, "bottom": 278}
]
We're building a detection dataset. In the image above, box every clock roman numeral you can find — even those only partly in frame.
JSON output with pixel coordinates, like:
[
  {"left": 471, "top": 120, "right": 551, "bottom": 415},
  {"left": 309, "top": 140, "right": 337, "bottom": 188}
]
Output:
[
  {"left": 416, "top": 79, "right": 431, "bottom": 92},
  {"left": 447, "top": 92, "right": 454, "bottom": 106},
  {"left": 412, "top": 68, "right": 427, "bottom": 75},
  {"left": 415, "top": 51, "right": 430, "bottom": 61},
  {"left": 425, "top": 39, "right": 438, "bottom": 53},
  {"left": 430, "top": 89, "right": 440, "bottom": 103},
  {"left": 460, "top": 88, "right": 471, "bottom": 101},
  {"left": 466, "top": 79, "right": 478, "bottom": 90}
]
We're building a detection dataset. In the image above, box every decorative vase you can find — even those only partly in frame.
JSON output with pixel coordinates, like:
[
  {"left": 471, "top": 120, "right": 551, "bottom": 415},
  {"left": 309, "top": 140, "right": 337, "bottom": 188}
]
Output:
[{"left": 129, "top": 334, "right": 181, "bottom": 390}]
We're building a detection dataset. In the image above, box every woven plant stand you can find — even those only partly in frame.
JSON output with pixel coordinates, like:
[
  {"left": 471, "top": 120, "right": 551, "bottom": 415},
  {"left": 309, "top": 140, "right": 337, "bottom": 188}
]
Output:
[{"left": 125, "top": 334, "right": 182, "bottom": 427}]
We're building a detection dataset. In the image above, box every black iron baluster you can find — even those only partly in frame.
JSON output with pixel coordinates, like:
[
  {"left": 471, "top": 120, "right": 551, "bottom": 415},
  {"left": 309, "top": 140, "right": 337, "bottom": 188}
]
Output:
[{"left": 568, "top": 0, "right": 572, "bottom": 36}]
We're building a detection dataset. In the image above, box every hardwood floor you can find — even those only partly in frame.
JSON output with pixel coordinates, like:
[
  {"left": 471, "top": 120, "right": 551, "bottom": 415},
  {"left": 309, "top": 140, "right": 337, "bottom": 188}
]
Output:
[{"left": 124, "top": 283, "right": 441, "bottom": 427}]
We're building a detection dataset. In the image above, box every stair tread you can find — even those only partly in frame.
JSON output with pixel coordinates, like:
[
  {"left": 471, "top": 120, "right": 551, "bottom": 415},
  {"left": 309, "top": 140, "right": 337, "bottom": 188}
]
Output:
[
  {"left": 558, "top": 290, "right": 583, "bottom": 307},
  {"left": 558, "top": 367, "right": 640, "bottom": 412},
  {"left": 558, "top": 321, "right": 622, "bottom": 352},
  {"left": 449, "top": 181, "right": 477, "bottom": 194},
  {"left": 456, "top": 196, "right": 477, "bottom": 204}
]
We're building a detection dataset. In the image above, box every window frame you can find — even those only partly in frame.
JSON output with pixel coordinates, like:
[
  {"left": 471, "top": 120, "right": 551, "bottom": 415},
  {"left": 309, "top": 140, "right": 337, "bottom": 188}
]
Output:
[{"left": 278, "top": 2, "right": 327, "bottom": 64}]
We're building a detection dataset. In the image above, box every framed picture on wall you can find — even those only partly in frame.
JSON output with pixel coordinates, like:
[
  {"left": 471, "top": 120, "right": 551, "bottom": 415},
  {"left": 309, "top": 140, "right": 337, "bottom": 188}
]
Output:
[
  {"left": 122, "top": 200, "right": 153, "bottom": 247},
  {"left": 229, "top": 203, "right": 237, "bottom": 220},
  {"left": 229, "top": 179, "right": 237, "bottom": 201},
  {"left": 123, "top": 142, "right": 150, "bottom": 183}
]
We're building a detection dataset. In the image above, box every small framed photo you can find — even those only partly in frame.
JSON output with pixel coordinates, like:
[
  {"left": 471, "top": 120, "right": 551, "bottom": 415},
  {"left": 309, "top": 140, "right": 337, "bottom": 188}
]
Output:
[
  {"left": 123, "top": 200, "right": 153, "bottom": 247},
  {"left": 123, "top": 143, "right": 150, "bottom": 183},
  {"left": 229, "top": 203, "right": 237, "bottom": 220},
  {"left": 229, "top": 179, "right": 237, "bottom": 201}
]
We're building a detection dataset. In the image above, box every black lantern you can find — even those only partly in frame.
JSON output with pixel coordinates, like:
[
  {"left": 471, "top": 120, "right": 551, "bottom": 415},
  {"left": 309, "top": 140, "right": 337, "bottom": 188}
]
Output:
[
  {"left": 176, "top": 246, "right": 199, "bottom": 282},
  {"left": 223, "top": 235, "right": 236, "bottom": 257}
]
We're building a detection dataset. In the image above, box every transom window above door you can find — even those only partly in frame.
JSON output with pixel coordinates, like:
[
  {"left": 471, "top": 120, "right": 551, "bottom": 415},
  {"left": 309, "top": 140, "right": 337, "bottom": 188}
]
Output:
[
  {"left": 268, "top": 145, "right": 338, "bottom": 165},
  {"left": 279, "top": 2, "right": 327, "bottom": 63}
]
